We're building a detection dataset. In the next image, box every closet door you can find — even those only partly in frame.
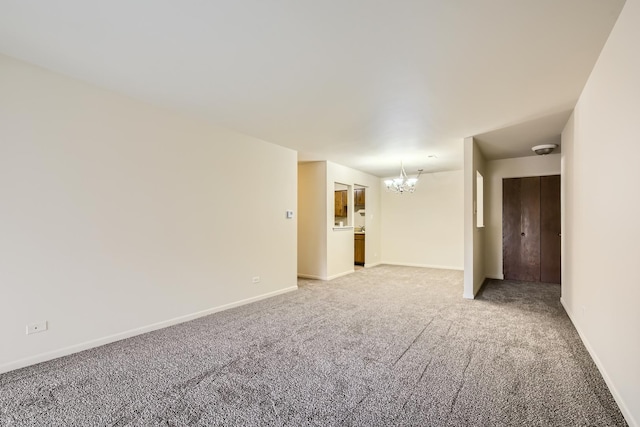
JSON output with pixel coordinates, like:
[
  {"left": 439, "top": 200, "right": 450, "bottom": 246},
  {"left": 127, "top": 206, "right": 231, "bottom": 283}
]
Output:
[
  {"left": 503, "top": 177, "right": 541, "bottom": 281},
  {"left": 540, "top": 175, "right": 561, "bottom": 283},
  {"left": 503, "top": 175, "right": 561, "bottom": 283}
]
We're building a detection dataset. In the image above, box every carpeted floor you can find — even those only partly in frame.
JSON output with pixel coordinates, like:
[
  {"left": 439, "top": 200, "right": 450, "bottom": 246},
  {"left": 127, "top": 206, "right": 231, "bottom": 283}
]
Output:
[{"left": 0, "top": 266, "right": 627, "bottom": 426}]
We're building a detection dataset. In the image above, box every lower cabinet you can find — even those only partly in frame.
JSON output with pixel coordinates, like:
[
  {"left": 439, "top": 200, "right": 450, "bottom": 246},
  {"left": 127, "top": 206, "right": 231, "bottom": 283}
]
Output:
[{"left": 354, "top": 234, "right": 365, "bottom": 266}]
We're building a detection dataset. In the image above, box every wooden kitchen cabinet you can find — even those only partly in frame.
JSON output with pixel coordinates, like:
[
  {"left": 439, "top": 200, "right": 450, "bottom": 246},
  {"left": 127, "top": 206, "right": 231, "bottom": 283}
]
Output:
[
  {"left": 354, "top": 233, "right": 365, "bottom": 265},
  {"left": 354, "top": 188, "right": 365, "bottom": 207},
  {"left": 335, "top": 190, "right": 348, "bottom": 217}
]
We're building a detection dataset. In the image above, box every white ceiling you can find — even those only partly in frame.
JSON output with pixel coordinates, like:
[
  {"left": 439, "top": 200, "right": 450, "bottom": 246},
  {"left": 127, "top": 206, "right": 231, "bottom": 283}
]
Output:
[{"left": 0, "top": 0, "right": 625, "bottom": 177}]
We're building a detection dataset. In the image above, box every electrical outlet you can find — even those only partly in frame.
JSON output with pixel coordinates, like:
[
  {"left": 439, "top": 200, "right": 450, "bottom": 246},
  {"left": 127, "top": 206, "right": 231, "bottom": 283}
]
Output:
[
  {"left": 26, "top": 321, "right": 48, "bottom": 335},
  {"left": 252, "top": 276, "right": 261, "bottom": 283}
]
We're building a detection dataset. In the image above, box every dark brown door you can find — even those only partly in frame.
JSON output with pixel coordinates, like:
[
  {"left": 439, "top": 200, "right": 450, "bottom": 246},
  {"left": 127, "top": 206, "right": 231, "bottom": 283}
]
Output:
[
  {"left": 503, "top": 177, "right": 541, "bottom": 281},
  {"left": 540, "top": 175, "right": 561, "bottom": 283},
  {"left": 503, "top": 175, "right": 561, "bottom": 283}
]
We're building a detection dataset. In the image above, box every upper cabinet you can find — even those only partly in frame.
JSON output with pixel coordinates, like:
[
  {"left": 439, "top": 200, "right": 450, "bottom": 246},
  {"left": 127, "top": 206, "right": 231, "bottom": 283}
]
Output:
[
  {"left": 334, "top": 190, "right": 348, "bottom": 217},
  {"left": 354, "top": 188, "right": 365, "bottom": 207}
]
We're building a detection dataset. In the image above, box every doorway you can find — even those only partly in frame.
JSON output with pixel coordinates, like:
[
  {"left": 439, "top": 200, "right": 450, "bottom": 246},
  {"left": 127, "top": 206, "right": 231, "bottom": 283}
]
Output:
[{"left": 503, "top": 175, "right": 561, "bottom": 283}]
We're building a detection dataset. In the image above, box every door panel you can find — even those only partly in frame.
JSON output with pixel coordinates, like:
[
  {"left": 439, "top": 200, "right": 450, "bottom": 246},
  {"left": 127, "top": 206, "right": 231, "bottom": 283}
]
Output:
[
  {"left": 540, "top": 175, "right": 561, "bottom": 283},
  {"left": 517, "top": 177, "right": 541, "bottom": 281},
  {"left": 503, "top": 177, "right": 541, "bottom": 281},
  {"left": 503, "top": 175, "right": 561, "bottom": 283},
  {"left": 503, "top": 178, "right": 523, "bottom": 280}
]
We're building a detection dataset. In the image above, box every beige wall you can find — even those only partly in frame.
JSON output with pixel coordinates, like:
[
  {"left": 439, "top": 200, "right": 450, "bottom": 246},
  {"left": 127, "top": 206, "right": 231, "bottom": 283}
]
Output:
[
  {"left": 0, "top": 55, "right": 298, "bottom": 373},
  {"left": 484, "top": 154, "right": 561, "bottom": 279},
  {"left": 380, "top": 170, "right": 463, "bottom": 270},
  {"left": 463, "top": 137, "right": 486, "bottom": 298},
  {"left": 561, "top": 0, "right": 640, "bottom": 424},
  {"left": 297, "top": 162, "right": 327, "bottom": 279}
]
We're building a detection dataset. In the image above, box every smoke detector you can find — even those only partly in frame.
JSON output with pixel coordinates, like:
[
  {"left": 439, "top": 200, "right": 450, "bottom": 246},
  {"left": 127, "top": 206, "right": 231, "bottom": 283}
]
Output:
[{"left": 532, "top": 144, "right": 558, "bottom": 155}]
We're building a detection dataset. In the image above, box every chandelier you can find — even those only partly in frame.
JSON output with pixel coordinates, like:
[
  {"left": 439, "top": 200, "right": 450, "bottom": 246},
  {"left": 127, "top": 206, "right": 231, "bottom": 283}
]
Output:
[{"left": 384, "top": 162, "right": 423, "bottom": 194}]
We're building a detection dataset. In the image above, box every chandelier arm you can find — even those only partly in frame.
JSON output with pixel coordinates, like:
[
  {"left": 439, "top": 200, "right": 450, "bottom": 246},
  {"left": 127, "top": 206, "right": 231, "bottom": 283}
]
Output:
[{"left": 385, "top": 162, "right": 423, "bottom": 194}]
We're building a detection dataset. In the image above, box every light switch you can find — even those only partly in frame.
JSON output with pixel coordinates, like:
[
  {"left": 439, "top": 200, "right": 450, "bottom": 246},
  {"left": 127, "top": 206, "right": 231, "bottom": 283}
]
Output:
[{"left": 286, "top": 210, "right": 294, "bottom": 219}]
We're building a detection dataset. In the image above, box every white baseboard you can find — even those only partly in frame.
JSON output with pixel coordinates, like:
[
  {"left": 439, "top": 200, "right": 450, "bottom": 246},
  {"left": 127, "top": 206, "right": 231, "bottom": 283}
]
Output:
[
  {"left": 298, "top": 271, "right": 355, "bottom": 281},
  {"left": 561, "top": 298, "right": 637, "bottom": 427},
  {"left": 298, "top": 264, "right": 381, "bottom": 278},
  {"left": 0, "top": 285, "right": 298, "bottom": 375},
  {"left": 364, "top": 262, "right": 381, "bottom": 268},
  {"left": 326, "top": 270, "right": 354, "bottom": 280},
  {"left": 297, "top": 273, "right": 325, "bottom": 280},
  {"left": 382, "top": 262, "right": 464, "bottom": 271}
]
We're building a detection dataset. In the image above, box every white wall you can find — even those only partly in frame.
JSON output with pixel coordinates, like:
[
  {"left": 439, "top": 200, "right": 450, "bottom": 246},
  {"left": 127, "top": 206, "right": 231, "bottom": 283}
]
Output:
[
  {"left": 561, "top": 0, "right": 640, "bottom": 424},
  {"left": 380, "top": 170, "right": 463, "bottom": 270},
  {"left": 0, "top": 54, "right": 298, "bottom": 373},
  {"left": 484, "top": 154, "right": 561, "bottom": 279},
  {"left": 297, "top": 162, "right": 327, "bottom": 279},
  {"left": 463, "top": 137, "right": 486, "bottom": 298}
]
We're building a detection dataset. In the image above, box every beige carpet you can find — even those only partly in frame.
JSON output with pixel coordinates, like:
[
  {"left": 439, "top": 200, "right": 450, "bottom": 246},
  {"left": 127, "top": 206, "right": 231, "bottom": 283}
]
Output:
[{"left": 0, "top": 265, "right": 627, "bottom": 426}]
